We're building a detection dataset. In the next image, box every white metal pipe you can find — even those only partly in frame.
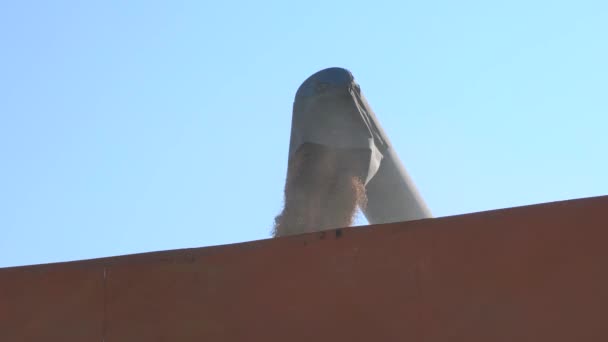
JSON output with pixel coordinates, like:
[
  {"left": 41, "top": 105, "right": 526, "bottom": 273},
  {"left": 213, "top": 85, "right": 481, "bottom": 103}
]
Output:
[{"left": 290, "top": 67, "right": 432, "bottom": 224}]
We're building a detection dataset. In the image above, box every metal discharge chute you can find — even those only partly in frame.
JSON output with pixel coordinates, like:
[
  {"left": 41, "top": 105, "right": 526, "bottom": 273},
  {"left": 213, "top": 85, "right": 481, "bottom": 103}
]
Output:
[{"left": 289, "top": 67, "right": 432, "bottom": 225}]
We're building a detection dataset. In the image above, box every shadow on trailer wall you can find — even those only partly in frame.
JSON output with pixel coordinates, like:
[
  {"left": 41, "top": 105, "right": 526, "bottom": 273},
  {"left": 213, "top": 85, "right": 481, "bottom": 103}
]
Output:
[{"left": 2, "top": 195, "right": 608, "bottom": 341}]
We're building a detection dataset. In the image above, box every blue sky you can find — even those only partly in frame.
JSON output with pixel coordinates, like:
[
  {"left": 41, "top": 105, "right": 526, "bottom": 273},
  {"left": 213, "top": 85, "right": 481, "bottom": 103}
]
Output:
[{"left": 1, "top": 1, "right": 607, "bottom": 268}]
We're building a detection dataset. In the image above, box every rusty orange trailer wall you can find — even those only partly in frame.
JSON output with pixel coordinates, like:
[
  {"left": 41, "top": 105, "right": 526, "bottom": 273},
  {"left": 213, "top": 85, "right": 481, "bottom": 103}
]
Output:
[{"left": 2, "top": 196, "right": 608, "bottom": 341}]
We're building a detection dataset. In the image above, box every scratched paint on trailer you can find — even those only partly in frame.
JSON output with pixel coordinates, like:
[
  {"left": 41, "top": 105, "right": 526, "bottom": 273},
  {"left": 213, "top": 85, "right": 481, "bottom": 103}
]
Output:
[{"left": 1, "top": 195, "right": 608, "bottom": 341}]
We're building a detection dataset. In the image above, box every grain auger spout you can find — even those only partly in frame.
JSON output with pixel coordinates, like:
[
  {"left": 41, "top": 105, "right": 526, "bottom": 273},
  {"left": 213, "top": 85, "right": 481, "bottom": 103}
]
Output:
[{"left": 273, "top": 67, "right": 431, "bottom": 237}]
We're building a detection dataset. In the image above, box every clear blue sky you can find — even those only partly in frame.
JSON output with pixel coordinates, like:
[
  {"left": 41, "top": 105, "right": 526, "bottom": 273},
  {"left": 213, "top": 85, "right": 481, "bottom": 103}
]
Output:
[{"left": 1, "top": 1, "right": 607, "bottom": 268}]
